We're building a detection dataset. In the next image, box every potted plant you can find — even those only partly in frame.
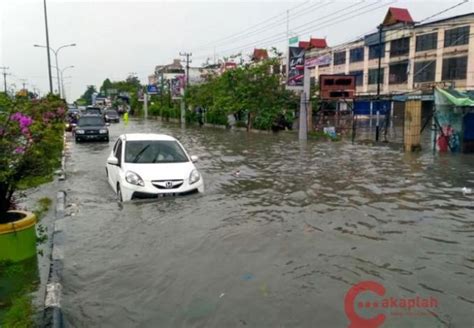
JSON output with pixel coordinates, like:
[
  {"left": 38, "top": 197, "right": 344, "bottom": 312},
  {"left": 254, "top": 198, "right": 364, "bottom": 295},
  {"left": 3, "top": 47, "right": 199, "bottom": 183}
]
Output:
[{"left": 0, "top": 93, "right": 65, "bottom": 262}]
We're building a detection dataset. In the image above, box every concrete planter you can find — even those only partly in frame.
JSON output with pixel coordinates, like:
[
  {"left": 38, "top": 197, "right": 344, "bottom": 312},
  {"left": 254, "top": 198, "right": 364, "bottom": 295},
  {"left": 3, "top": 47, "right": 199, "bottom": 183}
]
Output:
[{"left": 0, "top": 210, "right": 37, "bottom": 262}]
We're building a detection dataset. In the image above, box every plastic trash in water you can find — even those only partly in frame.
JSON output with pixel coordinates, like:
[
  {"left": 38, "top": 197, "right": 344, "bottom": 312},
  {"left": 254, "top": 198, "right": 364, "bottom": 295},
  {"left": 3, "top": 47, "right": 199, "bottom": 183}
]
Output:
[{"left": 462, "top": 187, "right": 472, "bottom": 195}]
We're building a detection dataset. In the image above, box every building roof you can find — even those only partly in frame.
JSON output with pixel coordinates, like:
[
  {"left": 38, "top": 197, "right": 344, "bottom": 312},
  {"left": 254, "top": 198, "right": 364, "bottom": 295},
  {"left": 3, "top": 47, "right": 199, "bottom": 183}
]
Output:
[
  {"left": 416, "top": 12, "right": 474, "bottom": 28},
  {"left": 382, "top": 7, "right": 414, "bottom": 26},
  {"left": 299, "top": 38, "right": 327, "bottom": 50},
  {"left": 252, "top": 48, "right": 269, "bottom": 61}
]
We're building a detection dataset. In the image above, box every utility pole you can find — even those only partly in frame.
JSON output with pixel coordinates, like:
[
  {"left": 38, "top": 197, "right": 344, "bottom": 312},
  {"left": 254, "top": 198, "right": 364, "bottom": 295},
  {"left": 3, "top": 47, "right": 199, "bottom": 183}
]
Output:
[
  {"left": 43, "top": 0, "right": 53, "bottom": 94},
  {"left": 375, "top": 24, "right": 383, "bottom": 142},
  {"left": 0, "top": 67, "right": 9, "bottom": 93},
  {"left": 179, "top": 52, "right": 192, "bottom": 87},
  {"left": 180, "top": 52, "right": 192, "bottom": 124}
]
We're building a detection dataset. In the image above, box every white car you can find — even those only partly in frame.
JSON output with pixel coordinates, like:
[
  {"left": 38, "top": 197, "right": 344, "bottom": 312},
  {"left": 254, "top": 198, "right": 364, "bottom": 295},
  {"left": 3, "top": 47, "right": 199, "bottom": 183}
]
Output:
[{"left": 106, "top": 133, "right": 204, "bottom": 201}]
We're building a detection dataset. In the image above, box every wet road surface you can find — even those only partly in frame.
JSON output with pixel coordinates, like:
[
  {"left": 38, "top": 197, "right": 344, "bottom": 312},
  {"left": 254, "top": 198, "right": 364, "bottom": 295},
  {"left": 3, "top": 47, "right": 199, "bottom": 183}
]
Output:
[{"left": 61, "top": 119, "right": 474, "bottom": 327}]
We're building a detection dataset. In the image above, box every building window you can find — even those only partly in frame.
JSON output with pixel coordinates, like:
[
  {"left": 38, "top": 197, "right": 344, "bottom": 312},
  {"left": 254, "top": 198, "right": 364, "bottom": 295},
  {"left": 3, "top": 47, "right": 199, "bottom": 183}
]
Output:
[
  {"left": 350, "top": 70, "right": 363, "bottom": 86},
  {"left": 389, "top": 62, "right": 408, "bottom": 84},
  {"left": 416, "top": 33, "right": 437, "bottom": 52},
  {"left": 349, "top": 47, "right": 364, "bottom": 63},
  {"left": 444, "top": 26, "right": 470, "bottom": 47},
  {"left": 390, "top": 37, "right": 410, "bottom": 57},
  {"left": 442, "top": 56, "right": 468, "bottom": 80},
  {"left": 414, "top": 61, "right": 436, "bottom": 83},
  {"left": 368, "top": 43, "right": 385, "bottom": 60},
  {"left": 333, "top": 51, "right": 346, "bottom": 65},
  {"left": 368, "top": 68, "right": 384, "bottom": 85}
]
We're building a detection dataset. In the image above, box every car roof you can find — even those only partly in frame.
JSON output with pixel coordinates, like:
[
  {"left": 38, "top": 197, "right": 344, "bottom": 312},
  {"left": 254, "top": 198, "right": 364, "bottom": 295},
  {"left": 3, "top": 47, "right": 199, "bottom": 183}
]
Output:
[
  {"left": 80, "top": 113, "right": 103, "bottom": 117},
  {"left": 120, "top": 133, "right": 177, "bottom": 141}
]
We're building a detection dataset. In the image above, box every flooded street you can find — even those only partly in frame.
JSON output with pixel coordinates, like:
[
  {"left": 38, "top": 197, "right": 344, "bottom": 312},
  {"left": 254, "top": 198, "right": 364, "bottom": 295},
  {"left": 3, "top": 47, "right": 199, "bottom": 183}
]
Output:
[{"left": 61, "top": 119, "right": 474, "bottom": 327}]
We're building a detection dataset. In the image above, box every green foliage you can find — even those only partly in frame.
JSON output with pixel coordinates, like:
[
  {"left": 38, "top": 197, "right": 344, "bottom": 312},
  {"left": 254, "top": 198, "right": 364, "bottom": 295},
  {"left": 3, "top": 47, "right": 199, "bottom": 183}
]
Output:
[
  {"left": 78, "top": 85, "right": 97, "bottom": 106},
  {"left": 0, "top": 94, "right": 65, "bottom": 220},
  {"left": 0, "top": 258, "right": 38, "bottom": 327},
  {"left": 184, "top": 59, "right": 298, "bottom": 130},
  {"left": 3, "top": 294, "right": 34, "bottom": 328},
  {"left": 33, "top": 197, "right": 52, "bottom": 222}
]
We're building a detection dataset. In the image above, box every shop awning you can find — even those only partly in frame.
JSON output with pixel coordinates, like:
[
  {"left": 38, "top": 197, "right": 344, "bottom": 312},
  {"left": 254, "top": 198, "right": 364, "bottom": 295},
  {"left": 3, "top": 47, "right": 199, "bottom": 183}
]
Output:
[{"left": 435, "top": 87, "right": 474, "bottom": 107}]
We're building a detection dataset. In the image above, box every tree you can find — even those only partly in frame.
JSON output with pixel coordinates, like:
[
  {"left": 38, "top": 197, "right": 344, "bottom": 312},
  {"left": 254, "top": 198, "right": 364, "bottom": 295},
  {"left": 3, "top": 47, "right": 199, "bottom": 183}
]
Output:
[
  {"left": 78, "top": 85, "right": 97, "bottom": 105},
  {"left": 100, "top": 78, "right": 113, "bottom": 95},
  {"left": 185, "top": 58, "right": 298, "bottom": 129}
]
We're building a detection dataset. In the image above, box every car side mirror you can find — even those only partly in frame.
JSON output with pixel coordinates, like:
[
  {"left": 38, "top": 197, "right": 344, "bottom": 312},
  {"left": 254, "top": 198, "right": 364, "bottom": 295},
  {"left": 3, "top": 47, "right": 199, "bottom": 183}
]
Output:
[
  {"left": 107, "top": 156, "right": 119, "bottom": 166},
  {"left": 190, "top": 155, "right": 199, "bottom": 163}
]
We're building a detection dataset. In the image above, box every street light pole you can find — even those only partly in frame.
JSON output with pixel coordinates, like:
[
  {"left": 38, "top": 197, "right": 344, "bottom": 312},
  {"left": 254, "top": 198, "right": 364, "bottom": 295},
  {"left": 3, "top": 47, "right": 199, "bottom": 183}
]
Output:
[
  {"left": 60, "top": 66, "right": 74, "bottom": 101},
  {"left": 43, "top": 0, "right": 53, "bottom": 94},
  {"left": 34, "top": 43, "right": 76, "bottom": 97}
]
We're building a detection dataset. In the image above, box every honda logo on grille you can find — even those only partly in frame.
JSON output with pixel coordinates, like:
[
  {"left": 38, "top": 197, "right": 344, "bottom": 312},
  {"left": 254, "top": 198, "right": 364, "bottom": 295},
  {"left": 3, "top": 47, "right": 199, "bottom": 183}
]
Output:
[{"left": 165, "top": 181, "right": 173, "bottom": 189}]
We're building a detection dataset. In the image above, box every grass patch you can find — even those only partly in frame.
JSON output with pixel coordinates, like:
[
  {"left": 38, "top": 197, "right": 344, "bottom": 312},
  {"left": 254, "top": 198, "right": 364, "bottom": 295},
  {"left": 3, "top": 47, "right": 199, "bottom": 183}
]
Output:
[
  {"left": 33, "top": 197, "right": 52, "bottom": 221},
  {"left": 16, "top": 175, "right": 54, "bottom": 191},
  {"left": 0, "top": 258, "right": 38, "bottom": 328},
  {"left": 2, "top": 294, "right": 34, "bottom": 328}
]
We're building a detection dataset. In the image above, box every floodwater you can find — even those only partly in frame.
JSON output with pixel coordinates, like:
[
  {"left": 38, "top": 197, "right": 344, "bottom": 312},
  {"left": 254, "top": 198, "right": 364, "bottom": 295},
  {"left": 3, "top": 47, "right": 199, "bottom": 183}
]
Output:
[{"left": 61, "top": 119, "right": 474, "bottom": 327}]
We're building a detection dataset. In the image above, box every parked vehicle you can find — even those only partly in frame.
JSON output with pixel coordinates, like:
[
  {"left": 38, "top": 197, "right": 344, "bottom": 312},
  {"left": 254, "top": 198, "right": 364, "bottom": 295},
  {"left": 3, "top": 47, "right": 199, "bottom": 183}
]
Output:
[
  {"left": 106, "top": 133, "right": 204, "bottom": 201},
  {"left": 74, "top": 114, "right": 109, "bottom": 142},
  {"left": 104, "top": 109, "right": 120, "bottom": 123}
]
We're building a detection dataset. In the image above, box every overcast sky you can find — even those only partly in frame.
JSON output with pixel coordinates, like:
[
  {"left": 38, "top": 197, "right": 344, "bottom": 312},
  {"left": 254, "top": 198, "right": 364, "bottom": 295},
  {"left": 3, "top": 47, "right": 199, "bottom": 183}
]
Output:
[{"left": 1, "top": 0, "right": 472, "bottom": 101}]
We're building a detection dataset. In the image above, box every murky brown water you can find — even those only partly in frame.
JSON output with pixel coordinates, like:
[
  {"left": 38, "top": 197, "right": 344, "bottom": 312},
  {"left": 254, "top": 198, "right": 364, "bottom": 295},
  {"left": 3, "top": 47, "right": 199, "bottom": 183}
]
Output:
[{"left": 61, "top": 119, "right": 474, "bottom": 327}]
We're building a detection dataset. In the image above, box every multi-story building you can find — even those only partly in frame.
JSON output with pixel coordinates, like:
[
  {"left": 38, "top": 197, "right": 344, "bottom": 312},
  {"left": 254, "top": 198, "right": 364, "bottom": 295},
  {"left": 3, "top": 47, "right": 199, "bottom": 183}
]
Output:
[{"left": 307, "top": 7, "right": 474, "bottom": 99}]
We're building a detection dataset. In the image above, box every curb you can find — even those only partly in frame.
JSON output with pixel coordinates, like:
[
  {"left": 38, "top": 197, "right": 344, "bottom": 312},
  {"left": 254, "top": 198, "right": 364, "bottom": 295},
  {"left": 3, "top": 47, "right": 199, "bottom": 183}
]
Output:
[
  {"left": 43, "top": 133, "right": 67, "bottom": 327},
  {"left": 43, "top": 190, "right": 66, "bottom": 328}
]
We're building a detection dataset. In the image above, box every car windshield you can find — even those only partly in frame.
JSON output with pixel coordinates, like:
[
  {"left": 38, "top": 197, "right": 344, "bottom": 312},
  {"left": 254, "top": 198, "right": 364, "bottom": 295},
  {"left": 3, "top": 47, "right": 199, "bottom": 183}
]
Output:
[
  {"left": 106, "top": 110, "right": 118, "bottom": 116},
  {"left": 125, "top": 140, "right": 188, "bottom": 163},
  {"left": 78, "top": 117, "right": 104, "bottom": 126}
]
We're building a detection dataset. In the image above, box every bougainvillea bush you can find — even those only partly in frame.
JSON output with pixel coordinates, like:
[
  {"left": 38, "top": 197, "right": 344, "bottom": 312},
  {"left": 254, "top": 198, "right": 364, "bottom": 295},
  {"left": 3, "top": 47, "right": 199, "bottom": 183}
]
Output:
[{"left": 0, "top": 93, "right": 65, "bottom": 222}]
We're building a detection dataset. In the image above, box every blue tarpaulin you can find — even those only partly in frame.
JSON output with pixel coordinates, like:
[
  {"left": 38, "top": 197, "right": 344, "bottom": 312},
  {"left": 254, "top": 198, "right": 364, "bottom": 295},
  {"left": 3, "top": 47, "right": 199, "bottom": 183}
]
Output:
[{"left": 353, "top": 100, "right": 391, "bottom": 115}]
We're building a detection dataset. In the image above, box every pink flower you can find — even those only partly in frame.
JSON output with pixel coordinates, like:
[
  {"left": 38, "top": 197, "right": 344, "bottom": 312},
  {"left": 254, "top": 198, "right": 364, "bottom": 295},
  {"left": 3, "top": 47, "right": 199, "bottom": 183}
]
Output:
[{"left": 14, "top": 146, "right": 25, "bottom": 154}]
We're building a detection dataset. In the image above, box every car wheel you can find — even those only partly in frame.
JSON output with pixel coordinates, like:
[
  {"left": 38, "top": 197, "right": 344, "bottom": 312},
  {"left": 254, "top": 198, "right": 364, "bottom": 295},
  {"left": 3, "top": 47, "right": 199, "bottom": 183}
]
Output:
[{"left": 117, "top": 184, "right": 123, "bottom": 202}]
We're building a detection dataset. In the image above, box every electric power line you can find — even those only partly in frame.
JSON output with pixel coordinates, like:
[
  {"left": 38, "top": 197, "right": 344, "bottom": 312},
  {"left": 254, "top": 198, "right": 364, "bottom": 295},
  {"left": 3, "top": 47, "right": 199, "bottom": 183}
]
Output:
[
  {"left": 192, "top": 0, "right": 312, "bottom": 51},
  {"left": 192, "top": 1, "right": 331, "bottom": 53},
  {"left": 208, "top": 1, "right": 390, "bottom": 60}
]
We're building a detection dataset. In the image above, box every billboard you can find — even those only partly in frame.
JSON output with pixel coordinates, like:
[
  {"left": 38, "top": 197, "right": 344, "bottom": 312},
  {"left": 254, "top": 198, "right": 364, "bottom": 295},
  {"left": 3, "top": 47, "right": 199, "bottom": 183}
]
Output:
[
  {"left": 287, "top": 47, "right": 305, "bottom": 88},
  {"left": 147, "top": 84, "right": 159, "bottom": 95},
  {"left": 171, "top": 75, "right": 185, "bottom": 98},
  {"left": 320, "top": 75, "right": 356, "bottom": 100}
]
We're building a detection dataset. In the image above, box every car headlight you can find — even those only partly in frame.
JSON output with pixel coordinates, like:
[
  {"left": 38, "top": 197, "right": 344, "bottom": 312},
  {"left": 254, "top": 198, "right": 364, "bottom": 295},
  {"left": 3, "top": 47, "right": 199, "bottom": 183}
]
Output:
[
  {"left": 105, "top": 115, "right": 109, "bottom": 119},
  {"left": 76, "top": 129, "right": 85, "bottom": 134},
  {"left": 99, "top": 129, "right": 108, "bottom": 134},
  {"left": 125, "top": 171, "right": 144, "bottom": 186},
  {"left": 189, "top": 169, "right": 200, "bottom": 185},
  {"left": 65, "top": 123, "right": 70, "bottom": 128}
]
